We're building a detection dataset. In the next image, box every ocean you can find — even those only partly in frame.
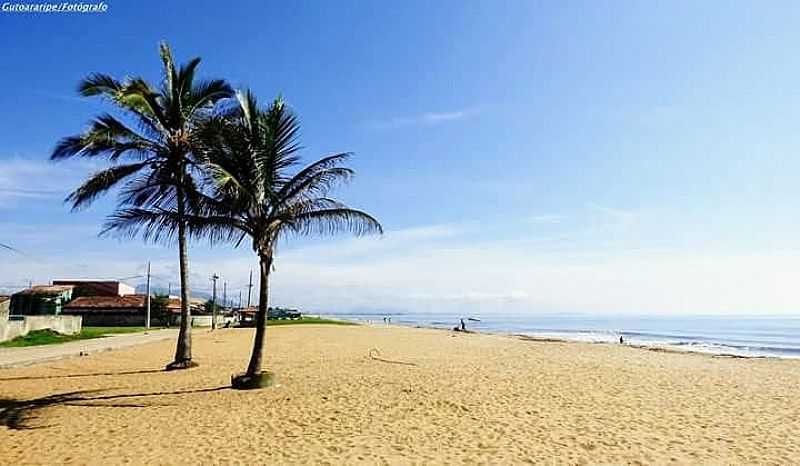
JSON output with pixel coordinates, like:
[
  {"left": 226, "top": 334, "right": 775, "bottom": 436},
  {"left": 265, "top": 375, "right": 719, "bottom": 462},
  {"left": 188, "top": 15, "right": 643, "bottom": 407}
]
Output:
[{"left": 325, "top": 312, "right": 800, "bottom": 359}]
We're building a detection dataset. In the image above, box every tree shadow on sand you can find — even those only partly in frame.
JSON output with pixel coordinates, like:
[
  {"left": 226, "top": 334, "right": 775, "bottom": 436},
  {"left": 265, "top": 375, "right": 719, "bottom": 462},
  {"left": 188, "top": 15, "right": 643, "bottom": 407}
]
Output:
[
  {"left": 0, "top": 368, "right": 169, "bottom": 382},
  {"left": 0, "top": 386, "right": 229, "bottom": 430}
]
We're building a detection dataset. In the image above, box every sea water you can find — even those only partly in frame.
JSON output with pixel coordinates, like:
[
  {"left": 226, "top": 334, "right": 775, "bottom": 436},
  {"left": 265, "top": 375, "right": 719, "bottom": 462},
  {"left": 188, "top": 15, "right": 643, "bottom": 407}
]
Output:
[{"left": 327, "top": 312, "right": 800, "bottom": 359}]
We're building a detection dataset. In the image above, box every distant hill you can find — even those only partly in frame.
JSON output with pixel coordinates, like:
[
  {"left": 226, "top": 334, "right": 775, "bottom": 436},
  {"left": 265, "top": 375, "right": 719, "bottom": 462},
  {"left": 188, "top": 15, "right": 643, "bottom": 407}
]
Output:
[{"left": 134, "top": 284, "right": 213, "bottom": 301}]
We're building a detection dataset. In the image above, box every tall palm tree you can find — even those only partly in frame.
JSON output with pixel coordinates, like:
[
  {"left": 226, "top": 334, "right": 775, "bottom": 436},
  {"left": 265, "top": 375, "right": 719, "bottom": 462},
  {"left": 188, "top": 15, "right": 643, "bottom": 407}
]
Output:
[
  {"left": 50, "top": 42, "right": 233, "bottom": 370},
  {"left": 108, "top": 91, "right": 382, "bottom": 389}
]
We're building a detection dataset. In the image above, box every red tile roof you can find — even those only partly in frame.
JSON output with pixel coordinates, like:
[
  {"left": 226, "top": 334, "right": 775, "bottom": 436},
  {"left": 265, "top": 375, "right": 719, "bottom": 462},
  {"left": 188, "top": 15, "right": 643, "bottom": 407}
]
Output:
[
  {"left": 53, "top": 280, "right": 130, "bottom": 297},
  {"left": 14, "top": 285, "right": 75, "bottom": 296},
  {"left": 166, "top": 298, "right": 183, "bottom": 313},
  {"left": 64, "top": 295, "right": 181, "bottom": 313}
]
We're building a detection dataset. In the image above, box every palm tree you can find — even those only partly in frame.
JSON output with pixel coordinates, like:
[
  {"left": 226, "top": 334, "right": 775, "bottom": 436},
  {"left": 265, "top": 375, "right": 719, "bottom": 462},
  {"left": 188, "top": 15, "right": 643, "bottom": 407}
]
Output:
[
  {"left": 108, "top": 91, "right": 383, "bottom": 389},
  {"left": 50, "top": 41, "right": 233, "bottom": 370}
]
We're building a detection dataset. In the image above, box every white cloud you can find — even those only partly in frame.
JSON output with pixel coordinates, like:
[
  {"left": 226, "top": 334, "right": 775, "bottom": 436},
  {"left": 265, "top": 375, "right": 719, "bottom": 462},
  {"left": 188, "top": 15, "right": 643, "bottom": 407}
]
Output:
[
  {"left": 366, "top": 108, "right": 478, "bottom": 130},
  {"left": 0, "top": 156, "right": 100, "bottom": 208},
  {"left": 421, "top": 110, "right": 472, "bottom": 124},
  {"left": 262, "top": 241, "right": 800, "bottom": 316},
  {"left": 0, "top": 159, "right": 61, "bottom": 204},
  {"left": 586, "top": 203, "right": 638, "bottom": 227},
  {"left": 528, "top": 214, "right": 565, "bottom": 224},
  {"left": 2, "top": 208, "right": 797, "bottom": 316}
]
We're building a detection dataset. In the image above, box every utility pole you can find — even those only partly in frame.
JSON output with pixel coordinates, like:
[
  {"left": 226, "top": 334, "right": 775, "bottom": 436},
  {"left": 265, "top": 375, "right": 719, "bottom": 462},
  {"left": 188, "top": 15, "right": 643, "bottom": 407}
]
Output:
[
  {"left": 210, "top": 273, "right": 219, "bottom": 330},
  {"left": 246, "top": 269, "right": 253, "bottom": 308},
  {"left": 145, "top": 261, "right": 151, "bottom": 330},
  {"left": 238, "top": 290, "right": 242, "bottom": 309},
  {"left": 168, "top": 282, "right": 171, "bottom": 296},
  {"left": 223, "top": 281, "right": 227, "bottom": 310}
]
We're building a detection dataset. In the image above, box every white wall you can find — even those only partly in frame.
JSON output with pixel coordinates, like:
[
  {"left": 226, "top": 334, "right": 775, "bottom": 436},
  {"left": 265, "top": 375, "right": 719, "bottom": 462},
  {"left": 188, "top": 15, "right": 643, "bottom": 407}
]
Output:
[
  {"left": 0, "top": 315, "right": 82, "bottom": 343},
  {"left": 173, "top": 315, "right": 226, "bottom": 328},
  {"left": 118, "top": 283, "right": 136, "bottom": 296}
]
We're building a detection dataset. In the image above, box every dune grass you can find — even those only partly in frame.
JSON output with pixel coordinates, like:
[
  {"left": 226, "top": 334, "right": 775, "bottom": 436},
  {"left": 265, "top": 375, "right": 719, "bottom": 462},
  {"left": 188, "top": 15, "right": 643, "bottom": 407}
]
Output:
[
  {"left": 0, "top": 327, "right": 151, "bottom": 348},
  {"left": 267, "top": 317, "right": 356, "bottom": 326},
  {"left": 0, "top": 318, "right": 354, "bottom": 348}
]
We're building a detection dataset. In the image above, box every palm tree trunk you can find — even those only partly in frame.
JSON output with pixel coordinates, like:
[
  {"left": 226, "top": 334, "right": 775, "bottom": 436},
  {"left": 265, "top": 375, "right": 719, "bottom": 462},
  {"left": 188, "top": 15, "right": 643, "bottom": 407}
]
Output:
[
  {"left": 245, "top": 253, "right": 272, "bottom": 376},
  {"left": 167, "top": 183, "right": 194, "bottom": 370}
]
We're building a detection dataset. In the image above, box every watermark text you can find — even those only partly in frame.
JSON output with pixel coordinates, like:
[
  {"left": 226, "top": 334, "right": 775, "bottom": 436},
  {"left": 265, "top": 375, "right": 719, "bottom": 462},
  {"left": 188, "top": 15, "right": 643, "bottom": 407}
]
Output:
[{"left": 2, "top": 2, "right": 108, "bottom": 13}]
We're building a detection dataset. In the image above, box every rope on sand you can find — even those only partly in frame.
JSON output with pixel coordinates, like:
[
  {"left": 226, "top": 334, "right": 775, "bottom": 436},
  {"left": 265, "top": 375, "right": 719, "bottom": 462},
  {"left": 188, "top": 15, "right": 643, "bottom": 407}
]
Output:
[{"left": 368, "top": 348, "right": 418, "bottom": 367}]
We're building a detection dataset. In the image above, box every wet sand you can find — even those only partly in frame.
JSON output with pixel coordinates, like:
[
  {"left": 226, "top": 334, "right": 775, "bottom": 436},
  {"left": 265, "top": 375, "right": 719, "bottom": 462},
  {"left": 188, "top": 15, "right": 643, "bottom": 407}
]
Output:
[{"left": 1, "top": 324, "right": 798, "bottom": 464}]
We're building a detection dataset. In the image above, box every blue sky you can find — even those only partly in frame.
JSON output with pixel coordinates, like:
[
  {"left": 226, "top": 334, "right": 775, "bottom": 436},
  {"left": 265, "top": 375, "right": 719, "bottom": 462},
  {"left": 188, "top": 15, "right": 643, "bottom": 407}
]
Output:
[{"left": 1, "top": 1, "right": 800, "bottom": 315}]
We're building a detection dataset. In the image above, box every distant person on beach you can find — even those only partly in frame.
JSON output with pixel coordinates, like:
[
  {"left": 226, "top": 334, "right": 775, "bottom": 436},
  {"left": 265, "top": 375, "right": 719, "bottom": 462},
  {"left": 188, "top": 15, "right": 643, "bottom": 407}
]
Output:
[
  {"left": 619, "top": 335, "right": 624, "bottom": 344},
  {"left": 453, "top": 318, "right": 468, "bottom": 332}
]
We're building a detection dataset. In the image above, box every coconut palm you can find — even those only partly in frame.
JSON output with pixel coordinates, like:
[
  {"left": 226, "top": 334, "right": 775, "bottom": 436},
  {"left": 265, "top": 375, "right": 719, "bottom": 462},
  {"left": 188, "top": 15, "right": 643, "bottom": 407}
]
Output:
[
  {"left": 50, "top": 41, "right": 233, "bottom": 370},
  {"left": 107, "top": 91, "right": 382, "bottom": 389}
]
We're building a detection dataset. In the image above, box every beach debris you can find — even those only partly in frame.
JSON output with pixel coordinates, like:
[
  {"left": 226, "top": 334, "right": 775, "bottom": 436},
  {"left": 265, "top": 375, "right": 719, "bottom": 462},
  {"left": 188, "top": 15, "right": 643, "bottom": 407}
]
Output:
[{"left": 368, "top": 348, "right": 417, "bottom": 367}]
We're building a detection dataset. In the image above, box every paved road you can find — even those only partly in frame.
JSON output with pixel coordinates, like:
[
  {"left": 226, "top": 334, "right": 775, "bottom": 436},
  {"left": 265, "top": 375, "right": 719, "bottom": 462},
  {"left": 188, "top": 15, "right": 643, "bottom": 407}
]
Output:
[{"left": 0, "top": 329, "right": 178, "bottom": 368}]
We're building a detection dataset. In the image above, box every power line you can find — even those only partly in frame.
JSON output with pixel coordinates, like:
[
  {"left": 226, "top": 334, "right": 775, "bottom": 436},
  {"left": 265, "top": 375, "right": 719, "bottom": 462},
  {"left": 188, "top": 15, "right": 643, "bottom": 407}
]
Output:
[{"left": 0, "top": 242, "right": 25, "bottom": 255}]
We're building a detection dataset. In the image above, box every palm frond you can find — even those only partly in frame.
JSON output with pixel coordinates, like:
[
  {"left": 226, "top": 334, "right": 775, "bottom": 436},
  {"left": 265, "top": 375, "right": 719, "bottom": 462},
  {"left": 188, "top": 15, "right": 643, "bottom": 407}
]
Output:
[
  {"left": 177, "top": 57, "right": 201, "bottom": 98},
  {"left": 275, "top": 153, "right": 352, "bottom": 203},
  {"left": 278, "top": 197, "right": 347, "bottom": 218},
  {"left": 51, "top": 113, "right": 157, "bottom": 161},
  {"left": 103, "top": 207, "right": 245, "bottom": 246},
  {"left": 66, "top": 162, "right": 149, "bottom": 210},
  {"left": 286, "top": 167, "right": 354, "bottom": 203},
  {"left": 186, "top": 79, "right": 233, "bottom": 117},
  {"left": 235, "top": 89, "right": 258, "bottom": 131},
  {"left": 287, "top": 208, "right": 383, "bottom": 237},
  {"left": 262, "top": 97, "right": 303, "bottom": 162},
  {"left": 51, "top": 135, "right": 92, "bottom": 160},
  {"left": 78, "top": 73, "right": 123, "bottom": 97},
  {"left": 91, "top": 113, "right": 157, "bottom": 150},
  {"left": 117, "top": 168, "right": 175, "bottom": 208},
  {"left": 159, "top": 40, "right": 177, "bottom": 99},
  {"left": 102, "top": 207, "right": 180, "bottom": 244},
  {"left": 120, "top": 77, "right": 169, "bottom": 129}
]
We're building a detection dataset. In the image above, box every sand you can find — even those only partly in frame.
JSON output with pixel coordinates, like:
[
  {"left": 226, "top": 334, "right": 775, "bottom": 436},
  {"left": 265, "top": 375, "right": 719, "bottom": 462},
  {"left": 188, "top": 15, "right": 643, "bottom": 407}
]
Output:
[{"left": 1, "top": 324, "right": 799, "bottom": 465}]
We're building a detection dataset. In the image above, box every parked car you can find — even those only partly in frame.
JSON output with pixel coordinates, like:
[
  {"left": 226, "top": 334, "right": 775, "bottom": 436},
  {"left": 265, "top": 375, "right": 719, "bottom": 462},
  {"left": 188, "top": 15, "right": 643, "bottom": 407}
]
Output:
[{"left": 267, "top": 308, "right": 301, "bottom": 320}]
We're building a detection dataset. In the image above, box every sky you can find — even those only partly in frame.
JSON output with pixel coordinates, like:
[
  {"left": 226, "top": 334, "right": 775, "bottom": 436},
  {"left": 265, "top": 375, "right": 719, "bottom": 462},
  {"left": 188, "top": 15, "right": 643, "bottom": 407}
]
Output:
[{"left": 1, "top": 1, "right": 800, "bottom": 315}]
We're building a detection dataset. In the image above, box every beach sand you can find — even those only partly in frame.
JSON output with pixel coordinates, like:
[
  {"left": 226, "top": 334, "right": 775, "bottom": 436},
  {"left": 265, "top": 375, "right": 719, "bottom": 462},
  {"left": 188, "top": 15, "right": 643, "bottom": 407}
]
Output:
[{"left": 1, "top": 324, "right": 798, "bottom": 464}]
